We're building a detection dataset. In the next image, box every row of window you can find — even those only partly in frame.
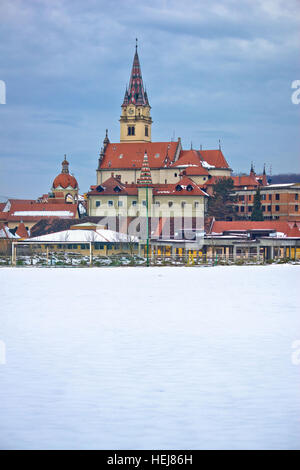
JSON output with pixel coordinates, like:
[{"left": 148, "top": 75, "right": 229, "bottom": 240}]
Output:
[
  {"left": 55, "top": 243, "right": 138, "bottom": 250},
  {"left": 95, "top": 200, "right": 201, "bottom": 208},
  {"left": 238, "top": 193, "right": 299, "bottom": 202},
  {"left": 127, "top": 126, "right": 149, "bottom": 136},
  {"left": 236, "top": 205, "right": 299, "bottom": 213}
]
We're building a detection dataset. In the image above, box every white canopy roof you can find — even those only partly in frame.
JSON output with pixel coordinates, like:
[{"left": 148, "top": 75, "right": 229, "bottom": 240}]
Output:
[{"left": 27, "top": 228, "right": 138, "bottom": 243}]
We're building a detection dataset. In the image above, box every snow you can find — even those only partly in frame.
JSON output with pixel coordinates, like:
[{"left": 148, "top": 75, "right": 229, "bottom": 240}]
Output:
[
  {"left": 269, "top": 231, "right": 286, "bottom": 238},
  {"left": 0, "top": 265, "right": 299, "bottom": 450},
  {"left": 13, "top": 210, "right": 74, "bottom": 217},
  {"left": 175, "top": 164, "right": 199, "bottom": 168},
  {"left": 201, "top": 160, "right": 215, "bottom": 169},
  {"left": 267, "top": 183, "right": 296, "bottom": 188},
  {"left": 27, "top": 228, "right": 138, "bottom": 243},
  {"left": 0, "top": 226, "right": 19, "bottom": 239}
]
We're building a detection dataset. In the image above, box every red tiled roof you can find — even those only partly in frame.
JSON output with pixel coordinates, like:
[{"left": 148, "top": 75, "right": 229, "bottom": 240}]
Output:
[
  {"left": 200, "top": 150, "right": 230, "bottom": 168},
  {"left": 183, "top": 166, "right": 210, "bottom": 176},
  {"left": 53, "top": 173, "right": 78, "bottom": 189},
  {"left": 99, "top": 143, "right": 230, "bottom": 171},
  {"left": 16, "top": 222, "right": 29, "bottom": 239},
  {"left": 169, "top": 148, "right": 229, "bottom": 171},
  {"left": 88, "top": 175, "right": 138, "bottom": 196},
  {"left": 88, "top": 174, "right": 208, "bottom": 198},
  {"left": 232, "top": 175, "right": 260, "bottom": 188},
  {"left": 0, "top": 203, "right": 6, "bottom": 211},
  {"left": 202, "top": 175, "right": 227, "bottom": 187},
  {"left": 7, "top": 199, "right": 36, "bottom": 203},
  {"left": 100, "top": 142, "right": 178, "bottom": 169},
  {"left": 153, "top": 175, "right": 208, "bottom": 197},
  {"left": 171, "top": 150, "right": 202, "bottom": 167},
  {"left": 0, "top": 200, "right": 78, "bottom": 222},
  {"left": 210, "top": 220, "right": 300, "bottom": 237}
]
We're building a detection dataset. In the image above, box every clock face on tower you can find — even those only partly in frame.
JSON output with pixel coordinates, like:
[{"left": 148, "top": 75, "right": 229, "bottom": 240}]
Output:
[{"left": 128, "top": 108, "right": 134, "bottom": 115}]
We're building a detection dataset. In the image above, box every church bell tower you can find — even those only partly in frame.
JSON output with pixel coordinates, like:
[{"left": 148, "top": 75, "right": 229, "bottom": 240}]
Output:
[{"left": 120, "top": 41, "right": 152, "bottom": 142}]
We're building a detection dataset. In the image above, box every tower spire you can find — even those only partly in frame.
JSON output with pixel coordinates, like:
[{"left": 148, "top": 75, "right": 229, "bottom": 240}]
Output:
[
  {"left": 138, "top": 151, "right": 152, "bottom": 185},
  {"left": 126, "top": 42, "right": 148, "bottom": 106},
  {"left": 120, "top": 43, "right": 152, "bottom": 142}
]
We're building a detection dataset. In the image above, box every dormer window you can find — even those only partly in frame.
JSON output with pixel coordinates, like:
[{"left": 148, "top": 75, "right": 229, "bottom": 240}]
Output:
[
  {"left": 186, "top": 184, "right": 194, "bottom": 191},
  {"left": 113, "top": 186, "right": 121, "bottom": 193},
  {"left": 176, "top": 184, "right": 182, "bottom": 192},
  {"left": 96, "top": 185, "right": 104, "bottom": 192}
]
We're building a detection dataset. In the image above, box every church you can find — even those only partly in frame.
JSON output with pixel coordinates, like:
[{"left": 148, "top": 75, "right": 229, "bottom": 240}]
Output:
[{"left": 87, "top": 44, "right": 232, "bottom": 218}]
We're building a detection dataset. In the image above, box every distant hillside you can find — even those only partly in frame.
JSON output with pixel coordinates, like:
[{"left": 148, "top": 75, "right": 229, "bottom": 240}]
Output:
[{"left": 269, "top": 174, "right": 300, "bottom": 184}]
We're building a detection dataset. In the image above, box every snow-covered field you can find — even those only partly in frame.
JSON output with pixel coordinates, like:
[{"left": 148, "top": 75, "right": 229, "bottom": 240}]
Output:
[{"left": 0, "top": 265, "right": 299, "bottom": 450}]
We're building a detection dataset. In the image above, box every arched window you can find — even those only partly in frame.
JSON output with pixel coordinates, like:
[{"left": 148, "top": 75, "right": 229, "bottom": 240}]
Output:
[{"left": 127, "top": 126, "right": 135, "bottom": 136}]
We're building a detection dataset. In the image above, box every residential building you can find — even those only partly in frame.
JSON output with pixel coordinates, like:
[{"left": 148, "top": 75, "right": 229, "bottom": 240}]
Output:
[
  {"left": 88, "top": 152, "right": 208, "bottom": 221},
  {"left": 233, "top": 183, "right": 300, "bottom": 221}
]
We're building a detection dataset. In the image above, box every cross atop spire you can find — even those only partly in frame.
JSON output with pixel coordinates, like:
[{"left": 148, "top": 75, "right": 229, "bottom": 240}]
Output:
[{"left": 122, "top": 41, "right": 149, "bottom": 107}]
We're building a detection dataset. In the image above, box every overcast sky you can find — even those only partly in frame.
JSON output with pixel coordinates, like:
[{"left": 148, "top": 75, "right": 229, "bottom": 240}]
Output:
[{"left": 0, "top": 0, "right": 299, "bottom": 199}]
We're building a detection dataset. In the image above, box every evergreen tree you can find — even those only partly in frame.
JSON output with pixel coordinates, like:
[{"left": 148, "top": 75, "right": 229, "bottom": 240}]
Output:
[
  {"left": 251, "top": 188, "right": 264, "bottom": 221},
  {"left": 207, "top": 178, "right": 237, "bottom": 220}
]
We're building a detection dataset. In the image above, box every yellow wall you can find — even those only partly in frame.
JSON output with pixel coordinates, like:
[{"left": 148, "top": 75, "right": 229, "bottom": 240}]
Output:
[
  {"left": 97, "top": 167, "right": 227, "bottom": 186},
  {"left": 88, "top": 190, "right": 206, "bottom": 218},
  {"left": 120, "top": 104, "right": 152, "bottom": 142}
]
